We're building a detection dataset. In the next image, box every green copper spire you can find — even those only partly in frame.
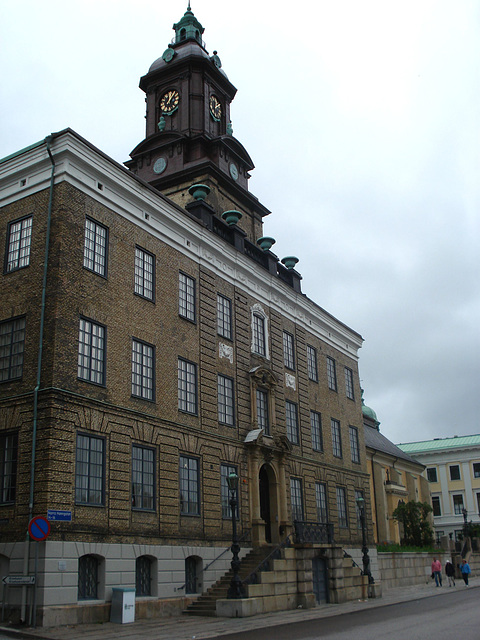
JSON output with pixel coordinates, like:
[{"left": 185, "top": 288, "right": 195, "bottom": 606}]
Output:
[{"left": 173, "top": 3, "right": 205, "bottom": 45}]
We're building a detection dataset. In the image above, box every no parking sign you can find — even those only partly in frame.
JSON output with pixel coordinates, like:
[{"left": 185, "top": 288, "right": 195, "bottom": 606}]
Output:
[{"left": 28, "top": 516, "right": 50, "bottom": 541}]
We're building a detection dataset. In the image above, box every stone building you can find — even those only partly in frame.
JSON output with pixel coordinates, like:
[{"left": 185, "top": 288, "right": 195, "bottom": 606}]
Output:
[
  {"left": 0, "top": 6, "right": 374, "bottom": 626},
  {"left": 398, "top": 435, "right": 480, "bottom": 542},
  {"left": 362, "top": 397, "right": 429, "bottom": 545}
]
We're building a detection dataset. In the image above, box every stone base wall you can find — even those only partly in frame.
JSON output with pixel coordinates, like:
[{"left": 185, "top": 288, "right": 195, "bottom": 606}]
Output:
[{"left": 377, "top": 551, "right": 479, "bottom": 589}]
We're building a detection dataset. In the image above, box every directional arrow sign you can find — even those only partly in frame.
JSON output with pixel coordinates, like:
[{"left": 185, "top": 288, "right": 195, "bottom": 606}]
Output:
[{"left": 2, "top": 575, "right": 35, "bottom": 586}]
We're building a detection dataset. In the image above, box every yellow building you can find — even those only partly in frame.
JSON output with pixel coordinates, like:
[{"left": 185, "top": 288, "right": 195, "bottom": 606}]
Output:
[{"left": 362, "top": 397, "right": 429, "bottom": 544}]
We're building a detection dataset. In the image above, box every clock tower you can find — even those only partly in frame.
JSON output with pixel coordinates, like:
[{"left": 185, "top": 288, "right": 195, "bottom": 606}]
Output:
[{"left": 126, "top": 4, "right": 270, "bottom": 242}]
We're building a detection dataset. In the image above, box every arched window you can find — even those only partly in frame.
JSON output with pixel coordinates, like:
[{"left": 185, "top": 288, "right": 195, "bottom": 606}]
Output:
[
  {"left": 78, "top": 555, "right": 99, "bottom": 600},
  {"left": 180, "top": 28, "right": 186, "bottom": 41}
]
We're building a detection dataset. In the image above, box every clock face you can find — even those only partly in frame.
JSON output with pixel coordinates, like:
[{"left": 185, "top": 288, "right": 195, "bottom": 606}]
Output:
[
  {"left": 153, "top": 157, "right": 167, "bottom": 175},
  {"left": 160, "top": 90, "right": 180, "bottom": 115},
  {"left": 229, "top": 163, "right": 239, "bottom": 181},
  {"left": 209, "top": 95, "right": 222, "bottom": 121}
]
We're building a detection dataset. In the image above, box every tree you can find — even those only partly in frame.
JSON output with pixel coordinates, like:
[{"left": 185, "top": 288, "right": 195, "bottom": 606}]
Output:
[{"left": 392, "top": 500, "right": 434, "bottom": 547}]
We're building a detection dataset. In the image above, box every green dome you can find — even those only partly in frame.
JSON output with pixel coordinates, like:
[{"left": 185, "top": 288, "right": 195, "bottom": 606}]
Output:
[
  {"left": 361, "top": 389, "right": 379, "bottom": 423},
  {"left": 362, "top": 404, "right": 378, "bottom": 421},
  {"left": 173, "top": 4, "right": 204, "bottom": 45}
]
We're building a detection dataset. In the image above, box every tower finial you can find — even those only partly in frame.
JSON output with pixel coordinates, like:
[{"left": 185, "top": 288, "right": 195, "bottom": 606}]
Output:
[{"left": 187, "top": 1, "right": 191, "bottom": 10}]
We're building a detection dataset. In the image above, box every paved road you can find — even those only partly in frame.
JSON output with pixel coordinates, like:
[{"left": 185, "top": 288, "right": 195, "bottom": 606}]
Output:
[{"left": 213, "top": 587, "right": 479, "bottom": 640}]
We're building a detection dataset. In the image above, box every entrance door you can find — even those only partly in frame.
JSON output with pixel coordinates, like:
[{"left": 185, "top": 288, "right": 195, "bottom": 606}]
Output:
[
  {"left": 312, "top": 557, "right": 328, "bottom": 604},
  {"left": 259, "top": 465, "right": 272, "bottom": 543}
]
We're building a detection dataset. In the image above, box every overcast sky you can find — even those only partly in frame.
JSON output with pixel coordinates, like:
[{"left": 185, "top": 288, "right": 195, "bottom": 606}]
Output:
[{"left": 1, "top": 0, "right": 479, "bottom": 445}]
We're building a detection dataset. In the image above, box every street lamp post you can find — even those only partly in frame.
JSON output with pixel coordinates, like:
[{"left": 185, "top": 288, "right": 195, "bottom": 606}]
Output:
[
  {"left": 226, "top": 472, "right": 245, "bottom": 599},
  {"left": 356, "top": 496, "right": 374, "bottom": 585}
]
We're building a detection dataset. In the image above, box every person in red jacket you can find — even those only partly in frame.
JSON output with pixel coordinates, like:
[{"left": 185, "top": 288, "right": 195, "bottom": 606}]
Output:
[{"left": 431, "top": 557, "right": 443, "bottom": 586}]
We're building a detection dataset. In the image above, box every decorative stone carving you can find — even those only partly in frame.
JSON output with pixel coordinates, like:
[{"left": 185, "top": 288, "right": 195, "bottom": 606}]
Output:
[
  {"left": 285, "top": 373, "right": 296, "bottom": 390},
  {"left": 219, "top": 343, "right": 233, "bottom": 363}
]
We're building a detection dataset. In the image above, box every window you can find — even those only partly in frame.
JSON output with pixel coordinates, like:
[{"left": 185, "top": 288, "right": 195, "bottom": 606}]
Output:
[
  {"left": 331, "top": 419, "right": 342, "bottom": 458},
  {"left": 256, "top": 389, "right": 270, "bottom": 435},
  {"left": 307, "top": 345, "right": 318, "bottom": 382},
  {"left": 326, "top": 357, "right": 337, "bottom": 391},
  {"left": 336, "top": 487, "right": 348, "bottom": 528},
  {"left": 286, "top": 401, "right": 299, "bottom": 445},
  {"left": 5, "top": 216, "right": 32, "bottom": 272},
  {"left": 311, "top": 411, "right": 323, "bottom": 452},
  {"left": 290, "top": 477, "right": 304, "bottom": 522},
  {"left": 344, "top": 367, "right": 355, "bottom": 400},
  {"left": 221, "top": 463, "right": 238, "bottom": 519},
  {"left": 179, "top": 455, "right": 200, "bottom": 515},
  {"left": 132, "top": 445, "right": 155, "bottom": 510},
  {"left": 134, "top": 247, "right": 155, "bottom": 301},
  {"left": 218, "top": 375, "right": 235, "bottom": 426},
  {"left": 453, "top": 494, "right": 464, "bottom": 515},
  {"left": 178, "top": 358, "right": 197, "bottom": 414},
  {"left": 77, "top": 318, "right": 106, "bottom": 385},
  {"left": 427, "top": 467, "right": 438, "bottom": 483},
  {"left": 450, "top": 465, "right": 460, "bottom": 481},
  {"left": 315, "top": 482, "right": 328, "bottom": 523},
  {"left": 252, "top": 313, "right": 266, "bottom": 356},
  {"left": 476, "top": 493, "right": 480, "bottom": 515},
  {"left": 435, "top": 530, "right": 445, "bottom": 544},
  {"left": 78, "top": 555, "right": 99, "bottom": 600},
  {"left": 0, "top": 433, "right": 18, "bottom": 504},
  {"left": 473, "top": 463, "right": 480, "bottom": 479},
  {"left": 0, "top": 316, "right": 26, "bottom": 382},
  {"left": 136, "top": 556, "right": 152, "bottom": 597},
  {"left": 179, "top": 272, "right": 196, "bottom": 322},
  {"left": 217, "top": 294, "right": 232, "bottom": 340},
  {"left": 432, "top": 496, "right": 441, "bottom": 517},
  {"left": 75, "top": 434, "right": 104, "bottom": 505},
  {"left": 349, "top": 426, "right": 360, "bottom": 464},
  {"left": 283, "top": 331, "right": 295, "bottom": 369},
  {"left": 131, "top": 339, "right": 155, "bottom": 401},
  {"left": 83, "top": 218, "right": 108, "bottom": 277}
]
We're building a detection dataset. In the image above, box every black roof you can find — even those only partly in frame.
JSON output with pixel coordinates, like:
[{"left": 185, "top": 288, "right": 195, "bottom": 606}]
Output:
[{"left": 364, "top": 424, "right": 424, "bottom": 467}]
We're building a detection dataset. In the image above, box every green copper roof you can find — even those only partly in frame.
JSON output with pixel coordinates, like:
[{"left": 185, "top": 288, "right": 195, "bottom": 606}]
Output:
[
  {"left": 173, "top": 3, "right": 204, "bottom": 44},
  {"left": 398, "top": 434, "right": 480, "bottom": 453},
  {"left": 0, "top": 139, "right": 45, "bottom": 164}
]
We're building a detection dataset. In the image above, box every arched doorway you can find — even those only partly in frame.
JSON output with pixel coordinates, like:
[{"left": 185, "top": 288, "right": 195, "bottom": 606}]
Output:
[
  {"left": 259, "top": 465, "right": 272, "bottom": 543},
  {"left": 312, "top": 556, "right": 328, "bottom": 604}
]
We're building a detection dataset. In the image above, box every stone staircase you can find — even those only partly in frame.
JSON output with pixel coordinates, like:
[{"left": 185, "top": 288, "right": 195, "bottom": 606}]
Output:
[{"left": 185, "top": 546, "right": 275, "bottom": 616}]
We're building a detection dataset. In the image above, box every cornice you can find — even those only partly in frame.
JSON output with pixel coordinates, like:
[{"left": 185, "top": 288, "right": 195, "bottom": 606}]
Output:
[{"left": 0, "top": 130, "right": 363, "bottom": 358}]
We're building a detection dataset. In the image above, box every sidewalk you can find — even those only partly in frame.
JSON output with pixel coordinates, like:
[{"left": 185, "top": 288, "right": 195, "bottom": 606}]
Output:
[{"left": 1, "top": 577, "right": 478, "bottom": 640}]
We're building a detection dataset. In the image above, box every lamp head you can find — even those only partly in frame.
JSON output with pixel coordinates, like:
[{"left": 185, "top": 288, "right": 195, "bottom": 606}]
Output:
[{"left": 226, "top": 471, "right": 239, "bottom": 492}]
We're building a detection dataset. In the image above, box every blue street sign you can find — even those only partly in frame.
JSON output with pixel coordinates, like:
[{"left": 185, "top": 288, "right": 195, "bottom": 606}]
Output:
[{"left": 47, "top": 510, "right": 72, "bottom": 522}]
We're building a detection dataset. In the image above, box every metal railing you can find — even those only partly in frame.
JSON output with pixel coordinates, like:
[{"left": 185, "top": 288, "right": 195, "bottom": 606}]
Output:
[{"left": 294, "top": 520, "right": 335, "bottom": 544}]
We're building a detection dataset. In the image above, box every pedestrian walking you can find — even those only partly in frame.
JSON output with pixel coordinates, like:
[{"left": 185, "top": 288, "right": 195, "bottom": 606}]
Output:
[
  {"left": 431, "top": 557, "right": 442, "bottom": 587},
  {"left": 460, "top": 559, "right": 471, "bottom": 586},
  {"left": 445, "top": 560, "right": 455, "bottom": 587}
]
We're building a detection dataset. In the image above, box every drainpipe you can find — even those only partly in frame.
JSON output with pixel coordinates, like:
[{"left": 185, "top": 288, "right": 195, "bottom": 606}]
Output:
[
  {"left": 21, "top": 135, "right": 55, "bottom": 623},
  {"left": 370, "top": 451, "right": 380, "bottom": 543}
]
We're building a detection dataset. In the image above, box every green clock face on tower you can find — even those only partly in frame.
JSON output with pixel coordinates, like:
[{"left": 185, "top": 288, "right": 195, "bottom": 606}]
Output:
[
  {"left": 160, "top": 90, "right": 180, "bottom": 115},
  {"left": 209, "top": 95, "right": 222, "bottom": 121}
]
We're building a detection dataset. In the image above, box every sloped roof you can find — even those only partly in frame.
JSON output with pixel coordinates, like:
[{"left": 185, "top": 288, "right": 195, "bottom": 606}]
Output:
[
  {"left": 397, "top": 434, "right": 480, "bottom": 454},
  {"left": 364, "top": 425, "right": 423, "bottom": 466}
]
